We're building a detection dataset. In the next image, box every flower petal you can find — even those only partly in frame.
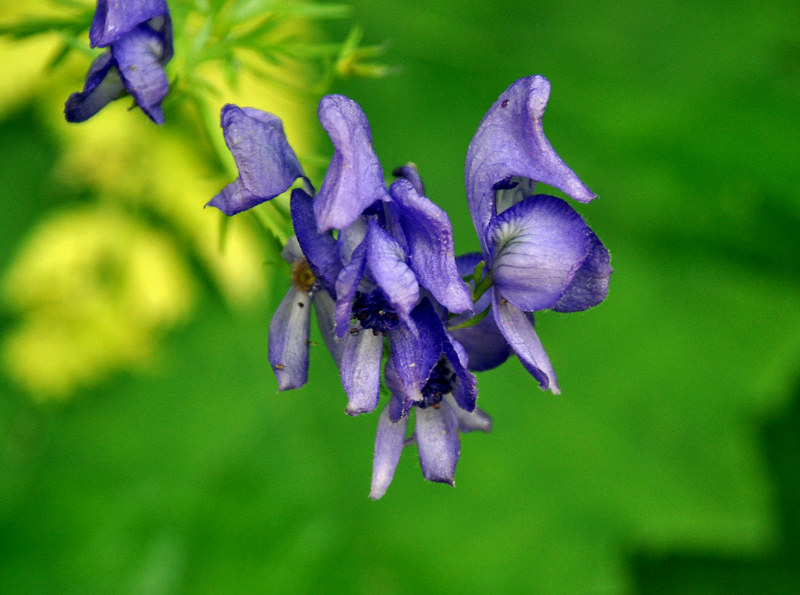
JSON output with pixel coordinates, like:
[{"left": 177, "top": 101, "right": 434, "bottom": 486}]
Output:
[
  {"left": 443, "top": 394, "right": 492, "bottom": 433},
  {"left": 268, "top": 288, "right": 311, "bottom": 391},
  {"left": 385, "top": 302, "right": 442, "bottom": 418},
  {"left": 466, "top": 75, "right": 596, "bottom": 248},
  {"left": 366, "top": 219, "right": 419, "bottom": 331},
  {"left": 389, "top": 178, "right": 472, "bottom": 314},
  {"left": 440, "top": 331, "right": 478, "bottom": 413},
  {"left": 392, "top": 162, "right": 426, "bottom": 196},
  {"left": 90, "top": 0, "right": 169, "bottom": 47},
  {"left": 314, "top": 95, "right": 390, "bottom": 231},
  {"left": 207, "top": 178, "right": 269, "bottom": 217},
  {"left": 312, "top": 289, "right": 342, "bottom": 365},
  {"left": 290, "top": 189, "right": 340, "bottom": 294},
  {"left": 491, "top": 288, "right": 560, "bottom": 393},
  {"left": 207, "top": 105, "right": 305, "bottom": 214},
  {"left": 112, "top": 25, "right": 169, "bottom": 124},
  {"left": 64, "top": 51, "right": 124, "bottom": 123},
  {"left": 553, "top": 229, "right": 612, "bottom": 312},
  {"left": 415, "top": 401, "right": 460, "bottom": 486},
  {"left": 340, "top": 329, "right": 383, "bottom": 415},
  {"left": 333, "top": 238, "right": 367, "bottom": 337},
  {"left": 487, "top": 195, "right": 590, "bottom": 312},
  {"left": 369, "top": 405, "right": 408, "bottom": 500}
]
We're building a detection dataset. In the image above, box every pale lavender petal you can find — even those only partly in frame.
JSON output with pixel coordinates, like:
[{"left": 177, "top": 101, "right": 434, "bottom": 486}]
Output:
[
  {"left": 268, "top": 288, "right": 311, "bottom": 391},
  {"left": 389, "top": 178, "right": 472, "bottom": 314},
  {"left": 340, "top": 329, "right": 383, "bottom": 415},
  {"left": 290, "top": 189, "right": 340, "bottom": 293},
  {"left": 553, "top": 229, "right": 612, "bottom": 312},
  {"left": 281, "top": 235, "right": 303, "bottom": 264},
  {"left": 491, "top": 288, "right": 560, "bottom": 393},
  {"left": 314, "top": 95, "right": 390, "bottom": 231},
  {"left": 366, "top": 219, "right": 419, "bottom": 331},
  {"left": 90, "top": 0, "right": 169, "bottom": 47},
  {"left": 466, "top": 75, "right": 596, "bottom": 249},
  {"left": 112, "top": 25, "right": 169, "bottom": 124},
  {"left": 334, "top": 239, "right": 367, "bottom": 337},
  {"left": 415, "top": 401, "right": 460, "bottom": 486},
  {"left": 369, "top": 405, "right": 408, "bottom": 500},
  {"left": 312, "top": 289, "right": 342, "bottom": 365},
  {"left": 64, "top": 52, "right": 124, "bottom": 122},
  {"left": 443, "top": 394, "right": 492, "bottom": 433},
  {"left": 487, "top": 195, "right": 589, "bottom": 313}
]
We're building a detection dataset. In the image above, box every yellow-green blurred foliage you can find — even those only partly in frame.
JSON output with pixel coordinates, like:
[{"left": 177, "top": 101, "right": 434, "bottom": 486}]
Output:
[{"left": 0, "top": 0, "right": 323, "bottom": 401}]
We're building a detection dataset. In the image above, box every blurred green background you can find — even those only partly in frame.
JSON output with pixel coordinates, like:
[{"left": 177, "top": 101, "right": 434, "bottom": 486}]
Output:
[{"left": 2, "top": 0, "right": 800, "bottom": 593}]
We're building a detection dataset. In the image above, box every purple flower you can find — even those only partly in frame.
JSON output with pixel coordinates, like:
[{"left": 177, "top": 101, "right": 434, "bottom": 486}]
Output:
[
  {"left": 206, "top": 104, "right": 308, "bottom": 215},
  {"left": 455, "top": 75, "right": 612, "bottom": 393},
  {"left": 65, "top": 1, "right": 172, "bottom": 124},
  {"left": 369, "top": 299, "right": 491, "bottom": 499}
]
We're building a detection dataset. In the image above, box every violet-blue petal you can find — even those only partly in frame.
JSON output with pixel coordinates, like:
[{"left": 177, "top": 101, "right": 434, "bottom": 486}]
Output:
[
  {"left": 290, "top": 189, "right": 340, "bottom": 294},
  {"left": 208, "top": 179, "right": 270, "bottom": 217},
  {"left": 340, "top": 329, "right": 383, "bottom": 415},
  {"left": 90, "top": 0, "right": 169, "bottom": 47},
  {"left": 440, "top": 331, "right": 478, "bottom": 413},
  {"left": 369, "top": 405, "right": 408, "bottom": 500},
  {"left": 491, "top": 288, "right": 560, "bottom": 393},
  {"left": 268, "top": 287, "right": 311, "bottom": 391},
  {"left": 415, "top": 401, "right": 460, "bottom": 486},
  {"left": 392, "top": 162, "right": 426, "bottom": 196},
  {"left": 314, "top": 95, "right": 390, "bottom": 231},
  {"left": 447, "top": 253, "right": 512, "bottom": 372},
  {"left": 553, "top": 229, "right": 612, "bottom": 312},
  {"left": 112, "top": 25, "right": 169, "bottom": 124},
  {"left": 443, "top": 394, "right": 492, "bottom": 433},
  {"left": 207, "top": 105, "right": 305, "bottom": 215},
  {"left": 334, "top": 239, "right": 367, "bottom": 337},
  {"left": 466, "top": 75, "right": 596, "bottom": 247},
  {"left": 389, "top": 178, "right": 472, "bottom": 314},
  {"left": 64, "top": 51, "right": 124, "bottom": 123},
  {"left": 385, "top": 303, "right": 442, "bottom": 419},
  {"left": 365, "top": 219, "right": 419, "bottom": 331},
  {"left": 487, "top": 194, "right": 590, "bottom": 313}
]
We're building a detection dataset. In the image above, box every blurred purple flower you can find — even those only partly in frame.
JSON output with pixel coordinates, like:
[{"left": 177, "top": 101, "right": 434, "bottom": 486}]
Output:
[
  {"left": 65, "top": 1, "right": 173, "bottom": 124},
  {"left": 455, "top": 75, "right": 612, "bottom": 393}
]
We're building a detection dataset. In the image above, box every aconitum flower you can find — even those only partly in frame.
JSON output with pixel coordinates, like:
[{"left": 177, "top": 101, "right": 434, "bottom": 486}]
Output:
[
  {"left": 65, "top": 0, "right": 173, "bottom": 124},
  {"left": 206, "top": 104, "right": 308, "bottom": 215},
  {"left": 369, "top": 299, "right": 491, "bottom": 499},
  {"left": 458, "top": 75, "right": 612, "bottom": 393}
]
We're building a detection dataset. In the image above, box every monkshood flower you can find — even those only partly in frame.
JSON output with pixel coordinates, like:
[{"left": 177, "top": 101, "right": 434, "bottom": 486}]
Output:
[
  {"left": 321, "top": 105, "right": 472, "bottom": 415},
  {"left": 207, "top": 96, "right": 473, "bottom": 417},
  {"left": 65, "top": 0, "right": 173, "bottom": 124},
  {"left": 455, "top": 75, "right": 612, "bottom": 393},
  {"left": 369, "top": 299, "right": 491, "bottom": 499}
]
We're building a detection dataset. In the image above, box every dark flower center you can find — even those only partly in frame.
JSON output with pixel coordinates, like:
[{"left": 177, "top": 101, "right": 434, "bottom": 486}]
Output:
[
  {"left": 352, "top": 289, "right": 401, "bottom": 334},
  {"left": 419, "top": 356, "right": 457, "bottom": 409}
]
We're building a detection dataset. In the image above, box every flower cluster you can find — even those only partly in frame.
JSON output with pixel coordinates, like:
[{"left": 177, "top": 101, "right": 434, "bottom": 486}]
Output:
[
  {"left": 65, "top": 0, "right": 173, "bottom": 124},
  {"left": 207, "top": 75, "right": 612, "bottom": 498}
]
